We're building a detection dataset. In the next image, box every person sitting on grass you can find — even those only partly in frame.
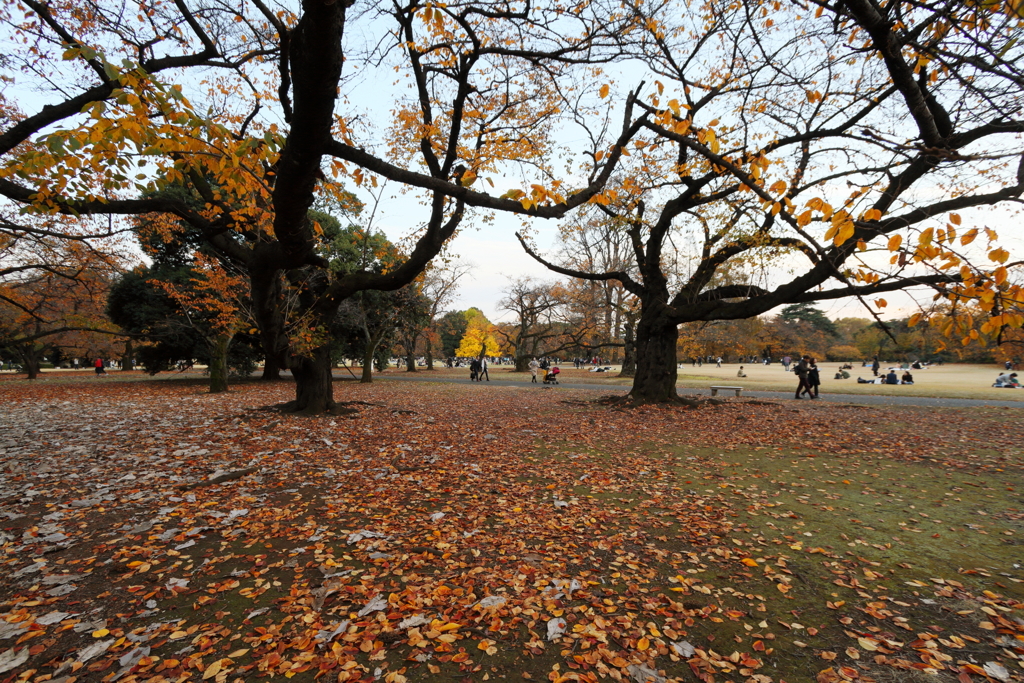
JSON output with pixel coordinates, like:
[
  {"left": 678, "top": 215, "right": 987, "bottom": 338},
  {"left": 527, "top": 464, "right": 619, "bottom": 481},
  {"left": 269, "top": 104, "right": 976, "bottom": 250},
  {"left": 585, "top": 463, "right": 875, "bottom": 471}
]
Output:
[
  {"left": 885, "top": 369, "right": 899, "bottom": 385},
  {"left": 901, "top": 370, "right": 914, "bottom": 384},
  {"left": 994, "top": 372, "right": 1019, "bottom": 388},
  {"left": 737, "top": 366, "right": 747, "bottom": 378}
]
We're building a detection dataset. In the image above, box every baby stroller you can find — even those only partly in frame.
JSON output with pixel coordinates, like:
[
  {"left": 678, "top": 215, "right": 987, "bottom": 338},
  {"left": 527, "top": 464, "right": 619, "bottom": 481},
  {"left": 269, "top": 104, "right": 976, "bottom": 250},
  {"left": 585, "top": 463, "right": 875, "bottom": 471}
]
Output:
[{"left": 543, "top": 366, "right": 560, "bottom": 384}]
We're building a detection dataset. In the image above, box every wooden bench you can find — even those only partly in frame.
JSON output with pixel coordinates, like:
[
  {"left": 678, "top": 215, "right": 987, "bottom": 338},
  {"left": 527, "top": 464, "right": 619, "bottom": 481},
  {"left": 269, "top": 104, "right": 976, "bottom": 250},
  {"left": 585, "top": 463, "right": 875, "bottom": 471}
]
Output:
[{"left": 710, "top": 385, "right": 743, "bottom": 397}]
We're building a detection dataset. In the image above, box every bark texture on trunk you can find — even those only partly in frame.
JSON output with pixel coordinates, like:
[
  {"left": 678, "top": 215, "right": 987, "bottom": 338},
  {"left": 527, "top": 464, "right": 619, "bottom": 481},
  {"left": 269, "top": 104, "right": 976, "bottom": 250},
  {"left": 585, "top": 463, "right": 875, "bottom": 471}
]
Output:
[
  {"left": 251, "top": 270, "right": 286, "bottom": 381},
  {"left": 208, "top": 333, "right": 232, "bottom": 394},
  {"left": 288, "top": 346, "right": 337, "bottom": 413},
  {"left": 361, "top": 343, "right": 374, "bottom": 383},
  {"left": 618, "top": 318, "right": 636, "bottom": 378},
  {"left": 628, "top": 313, "right": 679, "bottom": 403},
  {"left": 20, "top": 347, "right": 41, "bottom": 380},
  {"left": 121, "top": 339, "right": 133, "bottom": 371}
]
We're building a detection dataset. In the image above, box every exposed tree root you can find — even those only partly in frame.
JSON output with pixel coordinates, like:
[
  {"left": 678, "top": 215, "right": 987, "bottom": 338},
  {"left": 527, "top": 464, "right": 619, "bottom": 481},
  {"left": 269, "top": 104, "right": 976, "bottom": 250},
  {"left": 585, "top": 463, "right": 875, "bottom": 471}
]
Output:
[
  {"left": 592, "top": 392, "right": 713, "bottom": 409},
  {"left": 177, "top": 466, "right": 258, "bottom": 490},
  {"left": 259, "top": 399, "right": 383, "bottom": 416}
]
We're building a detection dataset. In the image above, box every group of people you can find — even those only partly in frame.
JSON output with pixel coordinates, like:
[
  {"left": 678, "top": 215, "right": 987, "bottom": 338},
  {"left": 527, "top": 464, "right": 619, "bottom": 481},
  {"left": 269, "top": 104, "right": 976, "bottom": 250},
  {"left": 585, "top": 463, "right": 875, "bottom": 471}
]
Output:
[
  {"left": 468, "top": 357, "right": 490, "bottom": 381},
  {"left": 994, "top": 372, "right": 1020, "bottom": 388},
  {"left": 528, "top": 358, "right": 560, "bottom": 384},
  {"left": 857, "top": 369, "right": 914, "bottom": 384},
  {"left": 792, "top": 355, "right": 821, "bottom": 399}
]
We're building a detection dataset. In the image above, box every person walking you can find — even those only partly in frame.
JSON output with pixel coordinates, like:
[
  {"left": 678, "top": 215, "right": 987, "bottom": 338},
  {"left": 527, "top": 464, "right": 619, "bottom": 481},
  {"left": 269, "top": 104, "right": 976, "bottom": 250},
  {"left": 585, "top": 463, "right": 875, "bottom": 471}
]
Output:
[
  {"left": 794, "top": 355, "right": 810, "bottom": 398},
  {"left": 871, "top": 356, "right": 880, "bottom": 376},
  {"left": 480, "top": 357, "right": 489, "bottom": 381},
  {"left": 94, "top": 357, "right": 106, "bottom": 375},
  {"left": 806, "top": 358, "right": 820, "bottom": 399},
  {"left": 529, "top": 358, "right": 540, "bottom": 383}
]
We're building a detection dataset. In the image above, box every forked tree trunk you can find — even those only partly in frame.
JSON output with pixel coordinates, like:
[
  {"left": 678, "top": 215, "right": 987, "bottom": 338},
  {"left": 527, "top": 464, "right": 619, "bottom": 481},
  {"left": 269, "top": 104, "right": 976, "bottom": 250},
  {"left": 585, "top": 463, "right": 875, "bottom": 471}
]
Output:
[
  {"left": 514, "top": 355, "right": 530, "bottom": 372},
  {"left": 629, "top": 313, "right": 679, "bottom": 402},
  {"left": 209, "top": 333, "right": 232, "bottom": 394},
  {"left": 289, "top": 345, "right": 336, "bottom": 413},
  {"left": 19, "top": 346, "right": 41, "bottom": 380},
  {"left": 405, "top": 352, "right": 416, "bottom": 372}
]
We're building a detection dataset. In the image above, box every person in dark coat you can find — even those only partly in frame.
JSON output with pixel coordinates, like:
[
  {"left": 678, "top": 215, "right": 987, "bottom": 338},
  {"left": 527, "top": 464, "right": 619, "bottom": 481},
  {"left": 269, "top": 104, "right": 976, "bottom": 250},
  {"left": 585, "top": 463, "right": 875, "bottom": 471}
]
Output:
[
  {"left": 806, "top": 358, "right": 820, "bottom": 398},
  {"left": 794, "top": 356, "right": 811, "bottom": 399}
]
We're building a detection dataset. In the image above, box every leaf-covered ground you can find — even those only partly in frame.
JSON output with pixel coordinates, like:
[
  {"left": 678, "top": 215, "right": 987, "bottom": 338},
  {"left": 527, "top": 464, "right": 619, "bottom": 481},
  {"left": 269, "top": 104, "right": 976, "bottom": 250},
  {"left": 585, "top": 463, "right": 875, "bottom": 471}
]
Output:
[{"left": 1, "top": 375, "right": 1023, "bottom": 683}]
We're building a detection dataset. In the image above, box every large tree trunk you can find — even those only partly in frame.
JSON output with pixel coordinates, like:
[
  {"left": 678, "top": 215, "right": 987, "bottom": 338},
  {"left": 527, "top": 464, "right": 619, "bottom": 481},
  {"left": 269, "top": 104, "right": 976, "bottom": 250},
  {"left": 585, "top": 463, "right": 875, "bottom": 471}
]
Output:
[
  {"left": 288, "top": 346, "right": 336, "bottom": 413},
  {"left": 514, "top": 355, "right": 531, "bottom": 372},
  {"left": 629, "top": 312, "right": 680, "bottom": 402},
  {"left": 262, "top": 354, "right": 283, "bottom": 380},
  {"left": 618, "top": 317, "right": 637, "bottom": 378},
  {"left": 19, "top": 346, "right": 41, "bottom": 380},
  {"left": 425, "top": 337, "right": 434, "bottom": 370},
  {"left": 121, "top": 339, "right": 133, "bottom": 371},
  {"left": 209, "top": 333, "right": 232, "bottom": 394},
  {"left": 361, "top": 343, "right": 374, "bottom": 383},
  {"left": 251, "top": 271, "right": 287, "bottom": 381}
]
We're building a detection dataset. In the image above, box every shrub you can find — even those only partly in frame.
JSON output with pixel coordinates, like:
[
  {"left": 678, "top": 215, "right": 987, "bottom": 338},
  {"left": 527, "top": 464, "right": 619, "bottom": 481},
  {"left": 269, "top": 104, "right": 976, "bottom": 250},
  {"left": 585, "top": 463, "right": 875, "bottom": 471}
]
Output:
[{"left": 826, "top": 345, "right": 860, "bottom": 362}]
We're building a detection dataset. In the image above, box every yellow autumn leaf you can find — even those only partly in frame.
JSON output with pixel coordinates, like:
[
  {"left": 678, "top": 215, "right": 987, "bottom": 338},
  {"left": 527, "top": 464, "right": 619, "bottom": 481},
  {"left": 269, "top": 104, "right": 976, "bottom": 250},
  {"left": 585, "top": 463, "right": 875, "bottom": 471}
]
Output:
[
  {"left": 202, "top": 660, "right": 223, "bottom": 680},
  {"left": 741, "top": 558, "right": 759, "bottom": 567},
  {"left": 92, "top": 628, "right": 109, "bottom": 638},
  {"left": 599, "top": 84, "right": 610, "bottom": 99},
  {"left": 637, "top": 636, "right": 650, "bottom": 650},
  {"left": 989, "top": 248, "right": 1009, "bottom": 263},
  {"left": 833, "top": 220, "right": 855, "bottom": 246},
  {"left": 887, "top": 234, "right": 902, "bottom": 251},
  {"left": 227, "top": 649, "right": 249, "bottom": 658}
]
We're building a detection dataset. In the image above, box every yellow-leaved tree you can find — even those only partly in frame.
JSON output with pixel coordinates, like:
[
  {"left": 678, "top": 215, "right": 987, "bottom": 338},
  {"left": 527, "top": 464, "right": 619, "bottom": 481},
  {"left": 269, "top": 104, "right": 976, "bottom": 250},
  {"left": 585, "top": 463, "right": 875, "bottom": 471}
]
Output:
[{"left": 455, "top": 309, "right": 503, "bottom": 359}]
